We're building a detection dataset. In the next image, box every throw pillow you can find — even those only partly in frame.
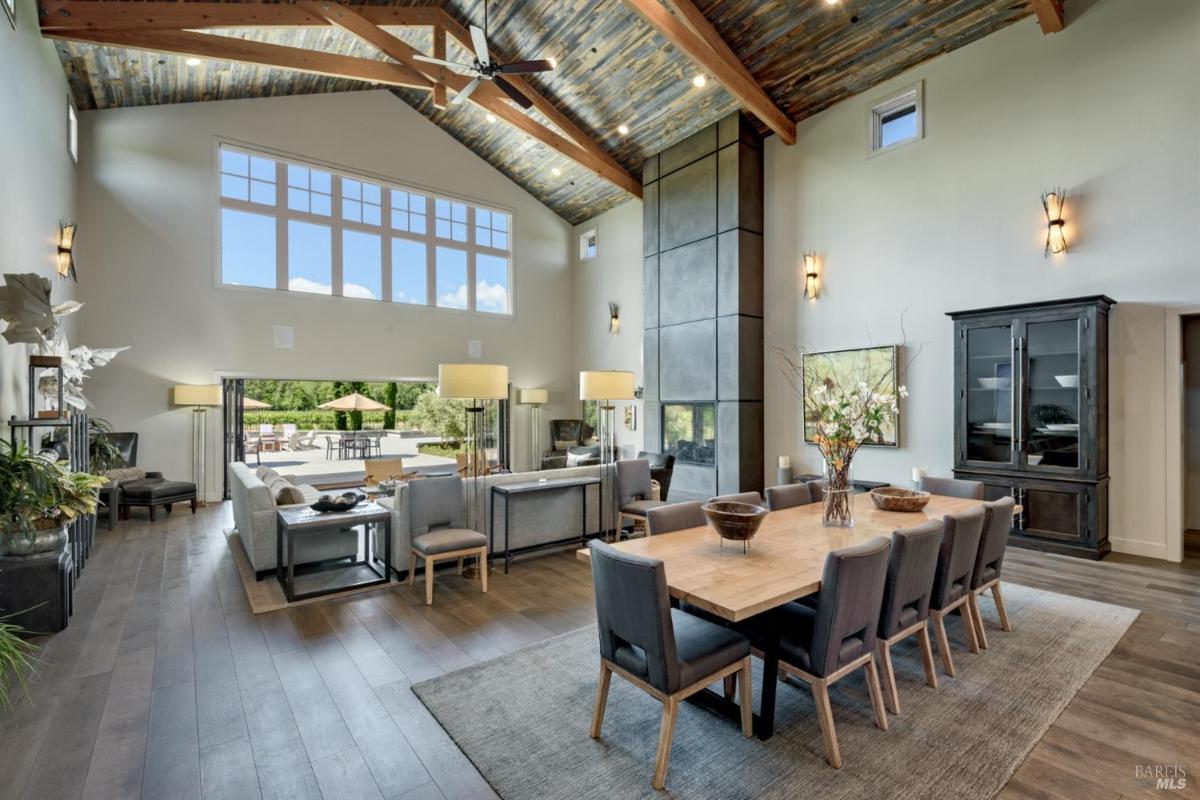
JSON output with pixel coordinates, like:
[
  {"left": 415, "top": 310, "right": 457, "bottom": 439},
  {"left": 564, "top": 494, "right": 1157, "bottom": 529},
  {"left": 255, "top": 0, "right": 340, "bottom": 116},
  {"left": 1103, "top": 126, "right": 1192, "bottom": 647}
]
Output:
[
  {"left": 255, "top": 465, "right": 274, "bottom": 481},
  {"left": 105, "top": 467, "right": 146, "bottom": 484}
]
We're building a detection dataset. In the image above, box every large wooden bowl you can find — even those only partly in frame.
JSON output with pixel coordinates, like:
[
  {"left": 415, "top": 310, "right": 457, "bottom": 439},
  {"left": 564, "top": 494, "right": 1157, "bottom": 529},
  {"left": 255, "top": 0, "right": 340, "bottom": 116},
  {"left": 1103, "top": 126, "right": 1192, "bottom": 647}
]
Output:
[
  {"left": 701, "top": 501, "right": 769, "bottom": 543},
  {"left": 869, "top": 487, "right": 931, "bottom": 512}
]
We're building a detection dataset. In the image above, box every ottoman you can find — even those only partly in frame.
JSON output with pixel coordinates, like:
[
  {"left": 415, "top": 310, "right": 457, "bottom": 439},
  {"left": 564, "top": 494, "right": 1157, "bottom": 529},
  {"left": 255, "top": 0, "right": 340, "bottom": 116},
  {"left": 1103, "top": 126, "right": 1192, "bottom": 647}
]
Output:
[{"left": 120, "top": 479, "right": 198, "bottom": 522}]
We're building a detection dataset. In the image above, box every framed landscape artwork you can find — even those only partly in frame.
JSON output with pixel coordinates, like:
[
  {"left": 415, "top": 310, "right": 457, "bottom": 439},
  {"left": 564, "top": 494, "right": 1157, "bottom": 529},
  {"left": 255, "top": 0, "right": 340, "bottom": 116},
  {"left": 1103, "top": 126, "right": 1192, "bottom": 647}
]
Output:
[{"left": 802, "top": 345, "right": 900, "bottom": 447}]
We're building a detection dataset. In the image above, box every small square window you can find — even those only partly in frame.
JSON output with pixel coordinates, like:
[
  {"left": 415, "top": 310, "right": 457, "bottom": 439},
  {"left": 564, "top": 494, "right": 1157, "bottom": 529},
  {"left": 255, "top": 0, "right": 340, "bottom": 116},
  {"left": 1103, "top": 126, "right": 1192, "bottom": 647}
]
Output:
[
  {"left": 579, "top": 229, "right": 598, "bottom": 261},
  {"left": 220, "top": 147, "right": 276, "bottom": 207},
  {"left": 868, "top": 81, "right": 923, "bottom": 156}
]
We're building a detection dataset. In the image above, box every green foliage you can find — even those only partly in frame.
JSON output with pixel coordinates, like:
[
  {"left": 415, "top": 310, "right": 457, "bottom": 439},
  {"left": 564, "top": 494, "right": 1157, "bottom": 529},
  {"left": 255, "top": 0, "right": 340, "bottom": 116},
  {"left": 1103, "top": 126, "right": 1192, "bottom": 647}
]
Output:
[
  {"left": 418, "top": 442, "right": 463, "bottom": 458},
  {"left": 238, "top": 380, "right": 436, "bottom": 431},
  {"left": 408, "top": 390, "right": 466, "bottom": 444},
  {"left": 0, "top": 614, "right": 39, "bottom": 712},
  {"left": 87, "top": 418, "right": 125, "bottom": 474},
  {"left": 383, "top": 382, "right": 398, "bottom": 429},
  {"left": 0, "top": 441, "right": 106, "bottom": 542},
  {"left": 242, "top": 409, "right": 415, "bottom": 430}
]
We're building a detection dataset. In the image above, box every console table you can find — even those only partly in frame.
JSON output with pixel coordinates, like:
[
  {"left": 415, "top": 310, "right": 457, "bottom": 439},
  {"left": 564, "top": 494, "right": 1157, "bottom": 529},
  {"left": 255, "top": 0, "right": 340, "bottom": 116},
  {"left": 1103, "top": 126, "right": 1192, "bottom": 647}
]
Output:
[
  {"left": 489, "top": 476, "right": 601, "bottom": 573},
  {"left": 276, "top": 502, "right": 391, "bottom": 602}
]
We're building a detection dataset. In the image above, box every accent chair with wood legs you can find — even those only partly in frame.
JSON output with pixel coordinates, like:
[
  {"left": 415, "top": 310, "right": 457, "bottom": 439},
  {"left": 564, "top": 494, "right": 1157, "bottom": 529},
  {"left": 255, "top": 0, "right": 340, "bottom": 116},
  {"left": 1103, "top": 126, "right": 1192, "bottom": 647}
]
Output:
[
  {"left": 874, "top": 519, "right": 944, "bottom": 715},
  {"left": 615, "top": 459, "right": 669, "bottom": 539},
  {"left": 929, "top": 506, "right": 986, "bottom": 676},
  {"left": 739, "top": 537, "right": 892, "bottom": 769},
  {"left": 968, "top": 496, "right": 1017, "bottom": 648},
  {"left": 587, "top": 541, "right": 752, "bottom": 791},
  {"left": 405, "top": 476, "right": 488, "bottom": 606}
]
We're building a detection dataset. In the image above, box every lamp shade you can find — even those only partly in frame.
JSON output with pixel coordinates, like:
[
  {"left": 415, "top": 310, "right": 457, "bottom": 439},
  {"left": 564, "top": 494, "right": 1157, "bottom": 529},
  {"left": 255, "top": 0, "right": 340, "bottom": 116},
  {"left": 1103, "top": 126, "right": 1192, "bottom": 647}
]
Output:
[
  {"left": 518, "top": 388, "right": 549, "bottom": 405},
  {"left": 438, "top": 364, "right": 509, "bottom": 400},
  {"left": 173, "top": 384, "right": 222, "bottom": 407},
  {"left": 580, "top": 370, "right": 636, "bottom": 401}
]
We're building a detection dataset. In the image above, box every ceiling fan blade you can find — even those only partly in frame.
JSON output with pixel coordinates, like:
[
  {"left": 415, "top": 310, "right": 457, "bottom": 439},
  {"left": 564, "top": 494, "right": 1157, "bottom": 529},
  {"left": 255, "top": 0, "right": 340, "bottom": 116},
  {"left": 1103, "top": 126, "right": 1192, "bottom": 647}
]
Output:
[
  {"left": 469, "top": 24, "right": 490, "bottom": 65},
  {"left": 496, "top": 60, "right": 555, "bottom": 75},
  {"left": 413, "top": 54, "right": 476, "bottom": 76},
  {"left": 493, "top": 76, "right": 533, "bottom": 110},
  {"left": 451, "top": 77, "right": 481, "bottom": 106}
]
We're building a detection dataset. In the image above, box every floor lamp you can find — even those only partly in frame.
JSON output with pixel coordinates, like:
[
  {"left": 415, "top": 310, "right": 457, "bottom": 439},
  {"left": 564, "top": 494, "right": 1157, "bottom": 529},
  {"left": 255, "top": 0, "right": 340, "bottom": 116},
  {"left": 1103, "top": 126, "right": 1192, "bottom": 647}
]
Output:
[
  {"left": 518, "top": 388, "right": 548, "bottom": 471},
  {"left": 172, "top": 384, "right": 222, "bottom": 506},
  {"left": 580, "top": 370, "right": 635, "bottom": 541},
  {"left": 438, "top": 364, "right": 509, "bottom": 571}
]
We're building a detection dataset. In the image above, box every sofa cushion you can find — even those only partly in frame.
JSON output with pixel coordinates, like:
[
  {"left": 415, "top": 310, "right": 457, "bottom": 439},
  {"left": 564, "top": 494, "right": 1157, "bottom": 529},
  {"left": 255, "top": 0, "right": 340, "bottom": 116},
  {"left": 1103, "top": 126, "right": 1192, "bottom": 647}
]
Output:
[
  {"left": 413, "top": 528, "right": 487, "bottom": 556},
  {"left": 122, "top": 479, "right": 196, "bottom": 501},
  {"left": 255, "top": 465, "right": 273, "bottom": 481}
]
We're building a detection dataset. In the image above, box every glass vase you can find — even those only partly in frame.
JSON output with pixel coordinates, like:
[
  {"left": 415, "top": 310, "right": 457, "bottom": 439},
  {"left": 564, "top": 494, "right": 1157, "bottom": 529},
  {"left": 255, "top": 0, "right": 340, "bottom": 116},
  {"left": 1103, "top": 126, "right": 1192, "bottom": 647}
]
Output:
[{"left": 822, "top": 459, "right": 855, "bottom": 528}]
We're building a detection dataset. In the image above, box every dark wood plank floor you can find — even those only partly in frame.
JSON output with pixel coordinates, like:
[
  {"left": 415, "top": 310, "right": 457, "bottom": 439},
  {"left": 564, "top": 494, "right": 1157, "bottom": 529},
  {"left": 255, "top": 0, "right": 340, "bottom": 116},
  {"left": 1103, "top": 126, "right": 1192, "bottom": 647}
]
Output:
[{"left": 0, "top": 508, "right": 1195, "bottom": 800}]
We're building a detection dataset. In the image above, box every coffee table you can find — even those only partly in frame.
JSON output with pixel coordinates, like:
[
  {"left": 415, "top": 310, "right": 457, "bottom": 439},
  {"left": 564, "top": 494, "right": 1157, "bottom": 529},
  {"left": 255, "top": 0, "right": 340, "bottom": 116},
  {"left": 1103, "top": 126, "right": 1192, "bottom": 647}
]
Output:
[{"left": 275, "top": 502, "right": 391, "bottom": 602}]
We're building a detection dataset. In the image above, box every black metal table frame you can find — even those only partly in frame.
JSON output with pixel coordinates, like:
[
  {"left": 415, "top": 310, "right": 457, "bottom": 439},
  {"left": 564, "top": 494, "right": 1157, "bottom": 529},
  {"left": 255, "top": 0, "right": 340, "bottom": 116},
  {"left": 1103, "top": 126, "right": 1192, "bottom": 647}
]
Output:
[
  {"left": 489, "top": 478, "right": 600, "bottom": 573},
  {"left": 276, "top": 512, "right": 391, "bottom": 603},
  {"left": 683, "top": 634, "right": 782, "bottom": 740}
]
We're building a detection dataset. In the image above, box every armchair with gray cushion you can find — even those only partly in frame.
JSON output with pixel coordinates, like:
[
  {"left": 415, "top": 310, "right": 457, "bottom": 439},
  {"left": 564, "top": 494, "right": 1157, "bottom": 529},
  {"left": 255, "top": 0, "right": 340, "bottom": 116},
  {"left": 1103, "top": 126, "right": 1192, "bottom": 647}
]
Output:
[
  {"left": 405, "top": 475, "right": 488, "bottom": 605},
  {"left": 615, "top": 459, "right": 668, "bottom": 536},
  {"left": 541, "top": 419, "right": 585, "bottom": 470}
]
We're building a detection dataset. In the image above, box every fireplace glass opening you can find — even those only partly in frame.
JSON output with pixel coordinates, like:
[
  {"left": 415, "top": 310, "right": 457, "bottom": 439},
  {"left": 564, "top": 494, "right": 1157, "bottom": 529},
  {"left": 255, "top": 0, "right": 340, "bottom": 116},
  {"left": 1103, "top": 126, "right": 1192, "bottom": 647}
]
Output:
[{"left": 662, "top": 403, "right": 715, "bottom": 465}]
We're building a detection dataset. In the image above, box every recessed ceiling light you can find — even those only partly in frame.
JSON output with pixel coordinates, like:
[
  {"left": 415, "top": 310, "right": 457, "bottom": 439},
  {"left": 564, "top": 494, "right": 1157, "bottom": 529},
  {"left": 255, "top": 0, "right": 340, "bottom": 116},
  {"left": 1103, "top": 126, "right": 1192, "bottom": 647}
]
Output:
[
  {"left": 825, "top": 0, "right": 840, "bottom": 4},
  {"left": 692, "top": 74, "right": 707, "bottom": 88},
  {"left": 186, "top": 57, "right": 202, "bottom": 67},
  {"left": 551, "top": 167, "right": 562, "bottom": 176},
  {"left": 548, "top": 57, "right": 558, "bottom": 69},
  {"left": 485, "top": 113, "right": 497, "bottom": 123},
  {"left": 617, "top": 124, "right": 629, "bottom": 135}
]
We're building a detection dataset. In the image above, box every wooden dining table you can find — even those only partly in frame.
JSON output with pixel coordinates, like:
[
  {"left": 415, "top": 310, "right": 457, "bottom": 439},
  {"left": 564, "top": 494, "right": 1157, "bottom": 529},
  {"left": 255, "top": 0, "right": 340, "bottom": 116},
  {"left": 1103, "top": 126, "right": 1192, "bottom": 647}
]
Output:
[{"left": 576, "top": 491, "right": 1009, "bottom": 739}]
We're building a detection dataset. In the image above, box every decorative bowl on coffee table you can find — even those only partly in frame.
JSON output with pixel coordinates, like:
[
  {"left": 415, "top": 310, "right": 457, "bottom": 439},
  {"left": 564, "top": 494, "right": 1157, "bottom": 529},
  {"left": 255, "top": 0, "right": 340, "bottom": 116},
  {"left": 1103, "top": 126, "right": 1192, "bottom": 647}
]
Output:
[
  {"left": 701, "top": 501, "right": 769, "bottom": 552},
  {"left": 311, "top": 491, "right": 364, "bottom": 513},
  {"left": 869, "top": 487, "right": 931, "bottom": 512}
]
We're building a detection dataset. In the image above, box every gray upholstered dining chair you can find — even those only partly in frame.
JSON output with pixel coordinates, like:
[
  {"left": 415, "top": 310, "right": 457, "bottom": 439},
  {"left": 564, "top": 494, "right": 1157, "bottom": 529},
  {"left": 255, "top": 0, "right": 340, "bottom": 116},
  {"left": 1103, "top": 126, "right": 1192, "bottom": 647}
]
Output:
[
  {"left": 616, "top": 459, "right": 670, "bottom": 538},
  {"left": 737, "top": 537, "right": 891, "bottom": 768},
  {"left": 646, "top": 500, "right": 707, "bottom": 536},
  {"left": 765, "top": 483, "right": 813, "bottom": 511},
  {"left": 587, "top": 541, "right": 752, "bottom": 791},
  {"left": 709, "top": 491, "right": 764, "bottom": 507},
  {"left": 968, "top": 496, "right": 1016, "bottom": 648},
  {"left": 874, "top": 519, "right": 943, "bottom": 715},
  {"left": 928, "top": 506, "right": 985, "bottom": 676},
  {"left": 919, "top": 475, "right": 985, "bottom": 500},
  {"left": 805, "top": 479, "right": 826, "bottom": 503},
  {"left": 405, "top": 476, "right": 488, "bottom": 605}
]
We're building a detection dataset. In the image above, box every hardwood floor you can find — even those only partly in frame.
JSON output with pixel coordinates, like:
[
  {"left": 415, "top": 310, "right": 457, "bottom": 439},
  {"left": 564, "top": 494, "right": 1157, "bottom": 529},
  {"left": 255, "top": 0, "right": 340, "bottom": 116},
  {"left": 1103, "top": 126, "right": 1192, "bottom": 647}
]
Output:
[{"left": 0, "top": 506, "right": 1196, "bottom": 800}]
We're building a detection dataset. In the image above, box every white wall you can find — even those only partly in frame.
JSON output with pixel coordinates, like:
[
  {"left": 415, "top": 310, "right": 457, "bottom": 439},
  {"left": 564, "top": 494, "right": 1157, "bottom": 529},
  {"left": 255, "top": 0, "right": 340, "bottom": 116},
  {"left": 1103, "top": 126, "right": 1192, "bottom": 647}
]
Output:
[
  {"left": 1185, "top": 317, "right": 1200, "bottom": 531},
  {"left": 76, "top": 90, "right": 575, "bottom": 499},
  {"left": 571, "top": 199, "right": 645, "bottom": 458},
  {"left": 0, "top": 0, "right": 78, "bottom": 425},
  {"left": 762, "top": 0, "right": 1199, "bottom": 560}
]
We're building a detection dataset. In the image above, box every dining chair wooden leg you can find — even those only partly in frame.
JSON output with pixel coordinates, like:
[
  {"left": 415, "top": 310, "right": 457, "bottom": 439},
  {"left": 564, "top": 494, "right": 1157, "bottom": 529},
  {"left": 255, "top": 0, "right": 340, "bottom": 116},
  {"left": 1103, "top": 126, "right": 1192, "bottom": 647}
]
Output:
[
  {"left": 875, "top": 642, "right": 900, "bottom": 715},
  {"left": 810, "top": 680, "right": 842, "bottom": 769},
  {"left": 479, "top": 550, "right": 489, "bottom": 592},
  {"left": 916, "top": 622, "right": 939, "bottom": 689},
  {"left": 651, "top": 697, "right": 679, "bottom": 790},
  {"left": 425, "top": 557, "right": 435, "bottom": 606},
  {"left": 932, "top": 611, "right": 956, "bottom": 677},
  {"left": 992, "top": 581, "right": 1013, "bottom": 632},
  {"left": 722, "top": 674, "right": 736, "bottom": 702},
  {"left": 864, "top": 657, "right": 889, "bottom": 732},
  {"left": 738, "top": 657, "right": 753, "bottom": 738},
  {"left": 407, "top": 552, "right": 418, "bottom": 586},
  {"left": 590, "top": 661, "right": 612, "bottom": 739},
  {"left": 968, "top": 592, "right": 989, "bottom": 650},
  {"left": 961, "top": 599, "right": 981, "bottom": 654},
  {"left": 457, "top": 557, "right": 464, "bottom": 575}
]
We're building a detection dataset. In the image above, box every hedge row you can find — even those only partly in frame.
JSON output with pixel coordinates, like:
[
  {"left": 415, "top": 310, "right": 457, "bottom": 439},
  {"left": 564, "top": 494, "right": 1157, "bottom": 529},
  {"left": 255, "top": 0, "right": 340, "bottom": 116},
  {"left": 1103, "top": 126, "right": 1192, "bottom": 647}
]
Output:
[{"left": 242, "top": 409, "right": 416, "bottom": 430}]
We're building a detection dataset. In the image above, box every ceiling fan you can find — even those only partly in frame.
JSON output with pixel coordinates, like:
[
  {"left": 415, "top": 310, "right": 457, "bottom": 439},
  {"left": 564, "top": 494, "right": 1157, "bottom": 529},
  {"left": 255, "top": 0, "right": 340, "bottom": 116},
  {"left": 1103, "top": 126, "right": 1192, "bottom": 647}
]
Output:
[{"left": 413, "top": 0, "right": 555, "bottom": 110}]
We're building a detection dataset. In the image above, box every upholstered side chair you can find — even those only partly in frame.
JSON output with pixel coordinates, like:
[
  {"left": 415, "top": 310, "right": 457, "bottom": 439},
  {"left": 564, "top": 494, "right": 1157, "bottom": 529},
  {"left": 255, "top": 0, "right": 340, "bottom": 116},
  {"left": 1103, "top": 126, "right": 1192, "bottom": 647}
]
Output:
[{"left": 406, "top": 476, "right": 488, "bottom": 605}]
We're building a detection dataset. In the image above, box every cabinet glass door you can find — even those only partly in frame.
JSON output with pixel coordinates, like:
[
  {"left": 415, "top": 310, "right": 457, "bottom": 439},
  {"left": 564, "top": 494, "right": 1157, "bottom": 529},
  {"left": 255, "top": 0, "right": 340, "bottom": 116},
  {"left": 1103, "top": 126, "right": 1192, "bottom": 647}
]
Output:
[
  {"left": 964, "top": 324, "right": 1015, "bottom": 465},
  {"left": 1024, "top": 317, "right": 1081, "bottom": 470}
]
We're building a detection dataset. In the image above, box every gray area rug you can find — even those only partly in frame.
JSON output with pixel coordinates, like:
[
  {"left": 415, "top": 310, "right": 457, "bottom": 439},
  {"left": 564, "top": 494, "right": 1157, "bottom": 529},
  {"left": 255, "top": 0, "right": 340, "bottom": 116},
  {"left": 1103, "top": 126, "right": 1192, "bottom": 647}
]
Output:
[{"left": 412, "top": 584, "right": 1138, "bottom": 799}]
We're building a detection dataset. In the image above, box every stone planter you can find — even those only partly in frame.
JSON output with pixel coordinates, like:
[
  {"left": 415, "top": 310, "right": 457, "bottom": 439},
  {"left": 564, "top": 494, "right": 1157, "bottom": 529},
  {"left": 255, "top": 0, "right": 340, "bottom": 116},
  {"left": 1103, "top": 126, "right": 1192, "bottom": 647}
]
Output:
[{"left": 0, "top": 522, "right": 69, "bottom": 557}]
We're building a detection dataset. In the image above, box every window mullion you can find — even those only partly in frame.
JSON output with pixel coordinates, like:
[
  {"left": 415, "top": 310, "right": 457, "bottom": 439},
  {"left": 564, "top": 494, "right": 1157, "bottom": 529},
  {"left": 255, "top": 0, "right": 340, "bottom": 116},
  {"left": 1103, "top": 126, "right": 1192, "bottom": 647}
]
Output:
[
  {"left": 425, "top": 193, "right": 436, "bottom": 306},
  {"left": 275, "top": 161, "right": 287, "bottom": 291},
  {"left": 382, "top": 189, "right": 394, "bottom": 304},
  {"left": 332, "top": 178, "right": 344, "bottom": 296}
]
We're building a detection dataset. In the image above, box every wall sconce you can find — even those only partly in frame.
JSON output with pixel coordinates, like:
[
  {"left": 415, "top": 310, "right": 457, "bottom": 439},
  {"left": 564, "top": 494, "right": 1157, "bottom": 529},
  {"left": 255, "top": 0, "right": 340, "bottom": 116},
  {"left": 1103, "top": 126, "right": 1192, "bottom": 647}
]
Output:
[
  {"left": 1041, "top": 189, "right": 1067, "bottom": 257},
  {"left": 608, "top": 301, "right": 620, "bottom": 335},
  {"left": 802, "top": 252, "right": 819, "bottom": 300},
  {"left": 57, "top": 222, "right": 77, "bottom": 281}
]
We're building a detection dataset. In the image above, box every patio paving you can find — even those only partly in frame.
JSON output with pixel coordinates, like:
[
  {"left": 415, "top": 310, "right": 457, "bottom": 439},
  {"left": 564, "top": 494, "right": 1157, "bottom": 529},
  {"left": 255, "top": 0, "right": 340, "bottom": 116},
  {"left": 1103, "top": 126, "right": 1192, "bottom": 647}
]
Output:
[{"left": 255, "top": 431, "right": 456, "bottom": 485}]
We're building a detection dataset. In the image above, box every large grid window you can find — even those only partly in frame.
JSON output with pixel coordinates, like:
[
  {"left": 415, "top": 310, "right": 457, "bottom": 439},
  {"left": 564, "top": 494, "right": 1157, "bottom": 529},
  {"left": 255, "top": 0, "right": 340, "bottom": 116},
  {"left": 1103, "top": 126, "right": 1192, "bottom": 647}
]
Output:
[{"left": 217, "top": 143, "right": 513, "bottom": 314}]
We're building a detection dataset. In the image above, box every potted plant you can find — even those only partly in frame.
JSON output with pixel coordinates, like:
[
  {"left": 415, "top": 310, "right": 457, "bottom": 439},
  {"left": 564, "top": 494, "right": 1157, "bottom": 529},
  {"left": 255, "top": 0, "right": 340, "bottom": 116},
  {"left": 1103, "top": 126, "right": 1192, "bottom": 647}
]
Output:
[
  {"left": 0, "top": 613, "right": 38, "bottom": 710},
  {"left": 0, "top": 441, "right": 107, "bottom": 557}
]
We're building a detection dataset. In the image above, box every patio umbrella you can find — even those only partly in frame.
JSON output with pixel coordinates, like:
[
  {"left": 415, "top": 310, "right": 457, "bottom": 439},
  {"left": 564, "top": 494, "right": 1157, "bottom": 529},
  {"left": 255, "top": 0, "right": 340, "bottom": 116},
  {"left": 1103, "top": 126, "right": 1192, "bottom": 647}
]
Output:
[
  {"left": 242, "top": 397, "right": 271, "bottom": 409},
  {"left": 318, "top": 392, "right": 389, "bottom": 412}
]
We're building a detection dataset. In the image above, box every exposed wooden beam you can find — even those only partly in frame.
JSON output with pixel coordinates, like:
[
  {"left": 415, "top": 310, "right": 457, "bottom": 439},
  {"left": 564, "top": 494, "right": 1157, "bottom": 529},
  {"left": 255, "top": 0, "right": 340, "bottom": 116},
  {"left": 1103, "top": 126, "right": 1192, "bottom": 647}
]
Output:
[
  {"left": 38, "top": 1, "right": 444, "bottom": 32},
  {"left": 623, "top": 0, "right": 795, "bottom": 144},
  {"left": 43, "top": 27, "right": 434, "bottom": 89},
  {"left": 432, "top": 23, "right": 447, "bottom": 110},
  {"left": 1029, "top": 0, "right": 1065, "bottom": 34}
]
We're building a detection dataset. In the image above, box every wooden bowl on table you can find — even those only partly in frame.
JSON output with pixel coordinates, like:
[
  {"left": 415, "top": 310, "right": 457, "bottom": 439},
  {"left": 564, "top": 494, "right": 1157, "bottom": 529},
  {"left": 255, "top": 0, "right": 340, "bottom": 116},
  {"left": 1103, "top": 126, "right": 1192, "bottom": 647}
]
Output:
[
  {"left": 701, "top": 501, "right": 769, "bottom": 550},
  {"left": 869, "top": 487, "right": 931, "bottom": 512}
]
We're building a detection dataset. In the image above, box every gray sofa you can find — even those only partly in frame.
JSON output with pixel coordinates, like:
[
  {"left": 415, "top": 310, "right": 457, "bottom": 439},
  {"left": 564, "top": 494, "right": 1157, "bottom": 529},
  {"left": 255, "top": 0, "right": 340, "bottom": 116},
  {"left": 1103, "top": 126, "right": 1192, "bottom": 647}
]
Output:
[
  {"left": 377, "top": 464, "right": 616, "bottom": 576},
  {"left": 228, "top": 461, "right": 360, "bottom": 578}
]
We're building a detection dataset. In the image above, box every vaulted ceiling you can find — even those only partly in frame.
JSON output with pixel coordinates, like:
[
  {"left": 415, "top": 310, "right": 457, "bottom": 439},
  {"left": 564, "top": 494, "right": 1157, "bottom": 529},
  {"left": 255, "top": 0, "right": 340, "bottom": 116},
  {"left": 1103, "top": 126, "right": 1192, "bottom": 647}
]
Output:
[{"left": 43, "top": 0, "right": 1037, "bottom": 224}]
